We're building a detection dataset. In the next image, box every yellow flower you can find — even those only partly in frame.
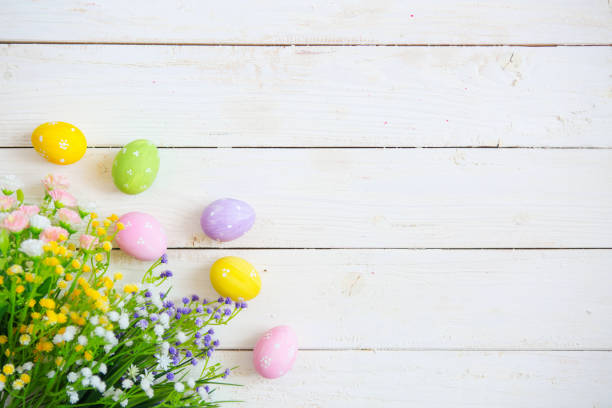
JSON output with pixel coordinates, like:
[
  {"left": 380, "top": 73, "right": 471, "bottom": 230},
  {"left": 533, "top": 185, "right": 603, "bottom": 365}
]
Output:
[
  {"left": 24, "top": 273, "right": 34, "bottom": 283},
  {"left": 40, "top": 298, "right": 55, "bottom": 309},
  {"left": 114, "top": 273, "right": 123, "bottom": 281},
  {"left": 20, "top": 373, "right": 30, "bottom": 384},
  {"left": 0, "top": 276, "right": 3, "bottom": 285},
  {"left": 75, "top": 344, "right": 83, "bottom": 352},
  {"left": 96, "top": 227, "right": 106, "bottom": 237},
  {"left": 2, "top": 364, "right": 14, "bottom": 375},
  {"left": 102, "top": 241, "right": 112, "bottom": 251},
  {"left": 0, "top": 374, "right": 5, "bottom": 383},
  {"left": 4, "top": 349, "right": 10, "bottom": 357},
  {"left": 35, "top": 339, "right": 53, "bottom": 353},
  {"left": 91, "top": 220, "right": 100, "bottom": 228},
  {"left": 0, "top": 336, "right": 6, "bottom": 345},
  {"left": 116, "top": 222, "right": 125, "bottom": 231},
  {"left": 123, "top": 284, "right": 138, "bottom": 294},
  {"left": 57, "top": 313, "right": 67, "bottom": 324},
  {"left": 67, "top": 243, "right": 76, "bottom": 251},
  {"left": 45, "top": 257, "right": 60, "bottom": 266},
  {"left": 103, "top": 277, "right": 113, "bottom": 290},
  {"left": 84, "top": 351, "right": 93, "bottom": 361},
  {"left": 19, "top": 334, "right": 30, "bottom": 345},
  {"left": 94, "top": 253, "right": 104, "bottom": 262},
  {"left": 55, "top": 265, "right": 64, "bottom": 275},
  {"left": 103, "top": 219, "right": 111, "bottom": 227},
  {"left": 55, "top": 357, "right": 63, "bottom": 367},
  {"left": 7, "top": 265, "right": 23, "bottom": 275},
  {"left": 27, "top": 299, "right": 36, "bottom": 308},
  {"left": 71, "top": 259, "right": 81, "bottom": 269},
  {"left": 58, "top": 280, "right": 67, "bottom": 289},
  {"left": 90, "top": 212, "right": 98, "bottom": 219},
  {"left": 31, "top": 312, "right": 41, "bottom": 320},
  {"left": 15, "top": 285, "right": 24, "bottom": 294},
  {"left": 65, "top": 273, "right": 74, "bottom": 282},
  {"left": 46, "top": 310, "right": 58, "bottom": 324},
  {"left": 82, "top": 265, "right": 91, "bottom": 273},
  {"left": 57, "top": 246, "right": 67, "bottom": 256},
  {"left": 58, "top": 234, "right": 67, "bottom": 241}
]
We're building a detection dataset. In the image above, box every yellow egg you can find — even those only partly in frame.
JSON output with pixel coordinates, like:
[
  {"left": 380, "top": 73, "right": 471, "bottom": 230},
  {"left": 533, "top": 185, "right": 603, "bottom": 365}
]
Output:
[
  {"left": 31, "top": 122, "right": 87, "bottom": 165},
  {"left": 210, "top": 256, "right": 261, "bottom": 301}
]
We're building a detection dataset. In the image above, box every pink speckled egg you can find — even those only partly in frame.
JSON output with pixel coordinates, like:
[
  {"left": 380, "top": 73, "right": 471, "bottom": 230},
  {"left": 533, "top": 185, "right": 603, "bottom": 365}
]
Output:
[
  {"left": 116, "top": 212, "right": 167, "bottom": 261},
  {"left": 253, "top": 325, "right": 298, "bottom": 379}
]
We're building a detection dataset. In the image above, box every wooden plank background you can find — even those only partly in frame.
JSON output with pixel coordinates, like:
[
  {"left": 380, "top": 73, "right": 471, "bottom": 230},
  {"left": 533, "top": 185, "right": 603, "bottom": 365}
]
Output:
[{"left": 1, "top": 1, "right": 611, "bottom": 407}]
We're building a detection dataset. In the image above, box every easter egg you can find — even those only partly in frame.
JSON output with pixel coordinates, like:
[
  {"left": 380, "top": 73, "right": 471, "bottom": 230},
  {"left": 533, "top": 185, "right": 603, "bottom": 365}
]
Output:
[
  {"left": 112, "top": 139, "right": 160, "bottom": 194},
  {"left": 200, "top": 198, "right": 255, "bottom": 242},
  {"left": 116, "top": 212, "right": 166, "bottom": 261},
  {"left": 210, "top": 256, "right": 261, "bottom": 301},
  {"left": 31, "top": 122, "right": 87, "bottom": 165},
  {"left": 253, "top": 326, "right": 298, "bottom": 379}
]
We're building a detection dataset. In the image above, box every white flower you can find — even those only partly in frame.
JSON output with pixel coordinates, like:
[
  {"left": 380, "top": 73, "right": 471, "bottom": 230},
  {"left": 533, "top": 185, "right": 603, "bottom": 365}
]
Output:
[
  {"left": 144, "top": 387, "right": 154, "bottom": 398},
  {"left": 155, "top": 353, "right": 171, "bottom": 371},
  {"left": 174, "top": 382, "right": 185, "bottom": 392},
  {"left": 120, "top": 399, "right": 128, "bottom": 407},
  {"left": 0, "top": 382, "right": 4, "bottom": 392},
  {"left": 104, "top": 344, "right": 113, "bottom": 354},
  {"left": 127, "top": 364, "right": 140, "bottom": 381},
  {"left": 118, "top": 313, "right": 129, "bottom": 330},
  {"left": 90, "top": 375, "right": 105, "bottom": 392},
  {"left": 19, "top": 239, "right": 44, "bottom": 257},
  {"left": 68, "top": 390, "right": 79, "bottom": 404},
  {"left": 135, "top": 296, "right": 145, "bottom": 305},
  {"left": 94, "top": 326, "right": 105, "bottom": 337},
  {"left": 0, "top": 175, "right": 23, "bottom": 192},
  {"left": 154, "top": 324, "right": 164, "bottom": 337},
  {"left": 46, "top": 370, "right": 56, "bottom": 379},
  {"left": 63, "top": 325, "right": 77, "bottom": 342},
  {"left": 139, "top": 369, "right": 154, "bottom": 392},
  {"left": 81, "top": 367, "right": 92, "bottom": 378},
  {"left": 161, "top": 341, "right": 170, "bottom": 352},
  {"left": 151, "top": 294, "right": 163, "bottom": 309},
  {"left": 12, "top": 380, "right": 24, "bottom": 390},
  {"left": 197, "top": 386, "right": 208, "bottom": 399},
  {"left": 22, "top": 362, "right": 33, "bottom": 371},
  {"left": 177, "top": 331, "right": 188, "bottom": 343},
  {"left": 187, "top": 378, "right": 196, "bottom": 388},
  {"left": 122, "top": 378, "right": 133, "bottom": 389},
  {"left": 90, "top": 315, "right": 100, "bottom": 325},
  {"left": 77, "top": 335, "right": 88, "bottom": 346},
  {"left": 159, "top": 313, "right": 169, "bottom": 326},
  {"left": 98, "top": 363, "right": 107, "bottom": 375},
  {"left": 67, "top": 372, "right": 78, "bottom": 383},
  {"left": 107, "top": 311, "right": 120, "bottom": 322},
  {"left": 105, "top": 331, "right": 118, "bottom": 345},
  {"left": 103, "top": 386, "right": 115, "bottom": 398},
  {"left": 29, "top": 214, "right": 51, "bottom": 230},
  {"left": 52, "top": 334, "right": 64, "bottom": 344},
  {"left": 75, "top": 359, "right": 83, "bottom": 365},
  {"left": 81, "top": 377, "right": 90, "bottom": 387}
]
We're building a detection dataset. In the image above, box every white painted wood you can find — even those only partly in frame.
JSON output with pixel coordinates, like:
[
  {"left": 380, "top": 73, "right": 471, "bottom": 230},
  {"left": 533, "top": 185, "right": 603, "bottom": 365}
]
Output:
[
  {"left": 212, "top": 350, "right": 612, "bottom": 407},
  {"left": 1, "top": 45, "right": 611, "bottom": 147},
  {"left": 114, "top": 249, "right": 612, "bottom": 349},
  {"left": 4, "top": 148, "right": 612, "bottom": 248},
  {"left": 1, "top": 0, "right": 611, "bottom": 45}
]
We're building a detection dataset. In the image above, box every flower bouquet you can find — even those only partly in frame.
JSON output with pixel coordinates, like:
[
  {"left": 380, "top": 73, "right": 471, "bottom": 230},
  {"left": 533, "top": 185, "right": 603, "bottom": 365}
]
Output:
[{"left": 0, "top": 175, "right": 245, "bottom": 407}]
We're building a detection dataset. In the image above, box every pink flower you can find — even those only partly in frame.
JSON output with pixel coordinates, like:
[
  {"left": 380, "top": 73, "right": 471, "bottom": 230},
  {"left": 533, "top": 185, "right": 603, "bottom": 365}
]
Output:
[
  {"left": 0, "top": 196, "right": 16, "bottom": 211},
  {"left": 1, "top": 210, "right": 29, "bottom": 232},
  {"left": 79, "top": 234, "right": 98, "bottom": 250},
  {"left": 57, "top": 208, "right": 81, "bottom": 225},
  {"left": 40, "top": 226, "right": 69, "bottom": 242},
  {"left": 42, "top": 174, "right": 70, "bottom": 191},
  {"left": 49, "top": 190, "right": 77, "bottom": 207},
  {"left": 19, "top": 205, "right": 40, "bottom": 216}
]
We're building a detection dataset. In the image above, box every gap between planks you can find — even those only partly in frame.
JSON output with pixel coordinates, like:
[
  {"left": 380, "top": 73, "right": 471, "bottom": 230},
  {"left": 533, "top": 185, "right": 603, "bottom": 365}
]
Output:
[{"left": 1, "top": 42, "right": 611, "bottom": 47}]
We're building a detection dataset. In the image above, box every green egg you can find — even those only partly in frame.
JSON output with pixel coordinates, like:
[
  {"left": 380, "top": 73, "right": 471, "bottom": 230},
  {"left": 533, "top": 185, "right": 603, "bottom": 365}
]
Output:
[{"left": 112, "top": 139, "right": 160, "bottom": 195}]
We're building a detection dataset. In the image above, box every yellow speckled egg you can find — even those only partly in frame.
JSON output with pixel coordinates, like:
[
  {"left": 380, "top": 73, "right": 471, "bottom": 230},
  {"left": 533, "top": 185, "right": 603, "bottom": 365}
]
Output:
[
  {"left": 210, "top": 256, "right": 261, "bottom": 301},
  {"left": 31, "top": 122, "right": 87, "bottom": 165}
]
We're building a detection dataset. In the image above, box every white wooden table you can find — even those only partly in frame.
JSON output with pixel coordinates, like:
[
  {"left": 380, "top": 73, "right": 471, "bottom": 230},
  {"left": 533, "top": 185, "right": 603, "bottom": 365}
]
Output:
[{"left": 1, "top": 1, "right": 612, "bottom": 406}]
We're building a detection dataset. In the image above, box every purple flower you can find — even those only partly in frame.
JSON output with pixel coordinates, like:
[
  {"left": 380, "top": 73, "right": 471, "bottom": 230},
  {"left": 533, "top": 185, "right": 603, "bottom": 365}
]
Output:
[
  {"left": 204, "top": 338, "right": 210, "bottom": 347},
  {"left": 166, "top": 372, "right": 174, "bottom": 380},
  {"left": 160, "top": 270, "right": 173, "bottom": 278},
  {"left": 183, "top": 308, "right": 192, "bottom": 315},
  {"left": 182, "top": 297, "right": 190, "bottom": 305},
  {"left": 204, "top": 385, "right": 210, "bottom": 393},
  {"left": 161, "top": 253, "right": 168, "bottom": 264},
  {"left": 150, "top": 314, "right": 158, "bottom": 322},
  {"left": 175, "top": 341, "right": 181, "bottom": 346},
  {"left": 241, "top": 302, "right": 248, "bottom": 309},
  {"left": 235, "top": 303, "right": 241, "bottom": 309},
  {"left": 144, "top": 290, "right": 152, "bottom": 298},
  {"left": 186, "top": 350, "right": 192, "bottom": 358},
  {"left": 195, "top": 331, "right": 202, "bottom": 339},
  {"left": 204, "top": 334, "right": 211, "bottom": 342},
  {"left": 196, "top": 305, "right": 204, "bottom": 313},
  {"left": 163, "top": 301, "right": 174, "bottom": 308},
  {"left": 169, "top": 346, "right": 177, "bottom": 355},
  {"left": 217, "top": 297, "right": 224, "bottom": 303},
  {"left": 160, "top": 292, "right": 166, "bottom": 299},
  {"left": 136, "top": 319, "right": 149, "bottom": 329},
  {"left": 202, "top": 299, "right": 208, "bottom": 304},
  {"left": 195, "top": 318, "right": 203, "bottom": 327},
  {"left": 194, "top": 339, "right": 201, "bottom": 346},
  {"left": 223, "top": 368, "right": 230, "bottom": 378},
  {"left": 206, "top": 349, "right": 213, "bottom": 357},
  {"left": 175, "top": 313, "right": 182, "bottom": 320},
  {"left": 213, "top": 340, "right": 220, "bottom": 347},
  {"left": 172, "top": 355, "right": 180, "bottom": 365},
  {"left": 205, "top": 308, "right": 212, "bottom": 314},
  {"left": 225, "top": 298, "right": 232, "bottom": 305},
  {"left": 191, "top": 358, "right": 198, "bottom": 366},
  {"left": 213, "top": 313, "right": 221, "bottom": 320},
  {"left": 224, "top": 308, "right": 231, "bottom": 316},
  {"left": 208, "top": 329, "right": 215, "bottom": 335},
  {"left": 191, "top": 294, "right": 199, "bottom": 302}
]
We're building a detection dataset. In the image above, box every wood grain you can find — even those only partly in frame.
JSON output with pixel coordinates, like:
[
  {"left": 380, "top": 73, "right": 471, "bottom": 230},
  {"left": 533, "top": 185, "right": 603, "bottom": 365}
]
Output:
[
  {"left": 212, "top": 350, "right": 612, "bottom": 407},
  {"left": 1, "top": 0, "right": 611, "bottom": 45},
  {"left": 114, "top": 249, "right": 612, "bottom": 349},
  {"left": 1, "top": 45, "right": 611, "bottom": 147},
  {"left": 3, "top": 148, "right": 611, "bottom": 248}
]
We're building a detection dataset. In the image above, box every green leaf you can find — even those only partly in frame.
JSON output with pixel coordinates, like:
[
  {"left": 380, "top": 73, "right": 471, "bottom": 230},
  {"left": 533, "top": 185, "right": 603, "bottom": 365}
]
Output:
[
  {"left": 16, "top": 189, "right": 24, "bottom": 204},
  {"left": 37, "top": 277, "right": 53, "bottom": 295},
  {"left": 0, "top": 229, "right": 9, "bottom": 256}
]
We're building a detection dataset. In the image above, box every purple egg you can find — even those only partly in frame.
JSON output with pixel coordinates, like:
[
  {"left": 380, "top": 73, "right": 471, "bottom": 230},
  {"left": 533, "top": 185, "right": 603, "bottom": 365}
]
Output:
[{"left": 200, "top": 198, "right": 255, "bottom": 242}]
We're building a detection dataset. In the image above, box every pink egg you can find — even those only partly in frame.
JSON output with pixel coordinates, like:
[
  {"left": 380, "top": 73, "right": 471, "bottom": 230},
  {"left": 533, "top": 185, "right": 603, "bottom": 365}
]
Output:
[
  {"left": 116, "top": 212, "right": 167, "bottom": 261},
  {"left": 253, "top": 325, "right": 298, "bottom": 379}
]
